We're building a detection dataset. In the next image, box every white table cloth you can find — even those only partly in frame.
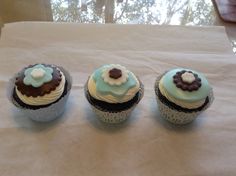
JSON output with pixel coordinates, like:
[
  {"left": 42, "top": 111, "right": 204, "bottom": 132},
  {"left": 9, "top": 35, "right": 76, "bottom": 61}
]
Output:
[{"left": 0, "top": 22, "right": 236, "bottom": 176}]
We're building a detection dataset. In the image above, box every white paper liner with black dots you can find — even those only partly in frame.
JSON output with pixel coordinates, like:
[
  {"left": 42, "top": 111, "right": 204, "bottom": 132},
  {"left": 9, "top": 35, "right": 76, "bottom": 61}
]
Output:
[
  {"left": 91, "top": 103, "right": 138, "bottom": 124},
  {"left": 85, "top": 79, "right": 144, "bottom": 124},
  {"left": 154, "top": 72, "right": 214, "bottom": 125},
  {"left": 7, "top": 66, "right": 72, "bottom": 122}
]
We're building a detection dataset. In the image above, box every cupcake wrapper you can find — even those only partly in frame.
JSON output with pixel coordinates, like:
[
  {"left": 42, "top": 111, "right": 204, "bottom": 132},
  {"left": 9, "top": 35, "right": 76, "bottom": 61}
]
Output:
[
  {"left": 7, "top": 66, "right": 72, "bottom": 122},
  {"left": 85, "top": 78, "right": 144, "bottom": 124},
  {"left": 90, "top": 103, "right": 138, "bottom": 124},
  {"left": 155, "top": 72, "right": 214, "bottom": 125}
]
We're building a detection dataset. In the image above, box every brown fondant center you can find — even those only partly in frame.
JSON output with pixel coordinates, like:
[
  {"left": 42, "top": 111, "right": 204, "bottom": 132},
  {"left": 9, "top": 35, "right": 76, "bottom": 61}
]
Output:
[
  {"left": 173, "top": 70, "right": 201, "bottom": 92},
  {"left": 15, "top": 64, "right": 62, "bottom": 97},
  {"left": 109, "top": 68, "right": 122, "bottom": 79}
]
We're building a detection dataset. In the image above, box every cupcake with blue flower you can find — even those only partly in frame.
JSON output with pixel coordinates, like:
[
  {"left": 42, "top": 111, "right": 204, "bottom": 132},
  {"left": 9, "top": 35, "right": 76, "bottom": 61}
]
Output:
[
  {"left": 10, "top": 64, "right": 72, "bottom": 122},
  {"left": 85, "top": 64, "right": 144, "bottom": 123}
]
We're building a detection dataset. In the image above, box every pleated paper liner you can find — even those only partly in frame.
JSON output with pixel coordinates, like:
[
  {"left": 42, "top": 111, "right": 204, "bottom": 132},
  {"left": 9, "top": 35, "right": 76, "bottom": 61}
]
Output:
[{"left": 7, "top": 66, "right": 72, "bottom": 122}]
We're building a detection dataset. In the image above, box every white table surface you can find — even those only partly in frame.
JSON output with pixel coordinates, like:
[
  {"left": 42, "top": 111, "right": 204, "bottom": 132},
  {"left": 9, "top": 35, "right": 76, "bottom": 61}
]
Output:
[{"left": 0, "top": 22, "right": 236, "bottom": 176}]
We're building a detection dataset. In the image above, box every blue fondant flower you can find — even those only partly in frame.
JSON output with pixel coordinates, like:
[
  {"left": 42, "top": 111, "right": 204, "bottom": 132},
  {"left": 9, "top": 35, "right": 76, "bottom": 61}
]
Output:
[{"left": 23, "top": 64, "right": 53, "bottom": 88}]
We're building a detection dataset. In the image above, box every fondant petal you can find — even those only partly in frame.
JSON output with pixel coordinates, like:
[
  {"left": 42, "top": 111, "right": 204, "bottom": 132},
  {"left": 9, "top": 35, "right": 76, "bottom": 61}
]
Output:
[
  {"left": 23, "top": 76, "right": 32, "bottom": 85},
  {"left": 23, "top": 64, "right": 53, "bottom": 87},
  {"left": 32, "top": 80, "right": 44, "bottom": 88},
  {"left": 24, "top": 67, "right": 33, "bottom": 76},
  {"left": 44, "top": 74, "right": 53, "bottom": 83},
  {"left": 45, "top": 67, "right": 53, "bottom": 74}
]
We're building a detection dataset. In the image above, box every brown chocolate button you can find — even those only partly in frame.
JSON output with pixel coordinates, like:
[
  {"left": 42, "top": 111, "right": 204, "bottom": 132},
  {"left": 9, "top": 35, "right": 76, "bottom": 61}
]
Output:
[{"left": 109, "top": 68, "right": 122, "bottom": 79}]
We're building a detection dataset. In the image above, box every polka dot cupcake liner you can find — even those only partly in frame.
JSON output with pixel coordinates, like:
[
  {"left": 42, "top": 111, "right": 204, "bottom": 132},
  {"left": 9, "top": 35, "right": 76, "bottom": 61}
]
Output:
[
  {"left": 85, "top": 80, "right": 144, "bottom": 124},
  {"left": 7, "top": 67, "right": 72, "bottom": 122},
  {"left": 155, "top": 72, "right": 214, "bottom": 125}
]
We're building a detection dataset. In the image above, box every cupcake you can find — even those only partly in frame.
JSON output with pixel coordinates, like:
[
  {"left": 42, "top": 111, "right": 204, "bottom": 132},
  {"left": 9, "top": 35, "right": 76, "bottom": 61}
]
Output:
[
  {"left": 9, "top": 64, "right": 72, "bottom": 122},
  {"left": 155, "top": 68, "right": 214, "bottom": 125},
  {"left": 85, "top": 64, "right": 144, "bottom": 124}
]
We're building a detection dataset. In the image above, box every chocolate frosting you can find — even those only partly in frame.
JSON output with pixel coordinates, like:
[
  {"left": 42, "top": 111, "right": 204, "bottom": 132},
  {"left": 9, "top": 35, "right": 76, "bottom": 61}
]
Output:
[
  {"left": 15, "top": 64, "right": 62, "bottom": 97},
  {"left": 173, "top": 70, "right": 201, "bottom": 92}
]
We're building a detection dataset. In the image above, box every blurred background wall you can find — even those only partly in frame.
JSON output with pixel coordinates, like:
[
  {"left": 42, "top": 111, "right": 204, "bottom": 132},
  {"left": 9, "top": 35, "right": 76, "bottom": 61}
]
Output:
[{"left": 0, "top": 0, "right": 53, "bottom": 23}]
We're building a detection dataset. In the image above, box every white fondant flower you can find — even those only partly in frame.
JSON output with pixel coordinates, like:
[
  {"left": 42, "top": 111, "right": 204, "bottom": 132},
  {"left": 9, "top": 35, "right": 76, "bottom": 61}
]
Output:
[
  {"left": 102, "top": 64, "right": 129, "bottom": 86},
  {"left": 181, "top": 72, "right": 195, "bottom": 84}
]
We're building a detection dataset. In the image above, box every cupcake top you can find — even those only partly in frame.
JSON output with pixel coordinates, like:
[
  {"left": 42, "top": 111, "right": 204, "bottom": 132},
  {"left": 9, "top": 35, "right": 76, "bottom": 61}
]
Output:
[
  {"left": 15, "top": 64, "right": 66, "bottom": 106},
  {"left": 87, "top": 64, "right": 140, "bottom": 103},
  {"left": 159, "top": 68, "right": 211, "bottom": 103}
]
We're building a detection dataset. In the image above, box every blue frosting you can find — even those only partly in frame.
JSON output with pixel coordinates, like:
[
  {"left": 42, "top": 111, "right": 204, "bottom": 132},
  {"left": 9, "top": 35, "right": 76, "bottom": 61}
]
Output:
[
  {"left": 93, "top": 65, "right": 137, "bottom": 100},
  {"left": 23, "top": 64, "right": 53, "bottom": 88},
  {"left": 162, "top": 68, "right": 211, "bottom": 102}
]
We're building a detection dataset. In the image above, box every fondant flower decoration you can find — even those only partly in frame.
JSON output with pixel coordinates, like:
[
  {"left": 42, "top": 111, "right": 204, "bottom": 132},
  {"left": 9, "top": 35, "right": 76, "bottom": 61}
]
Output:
[
  {"left": 23, "top": 64, "right": 53, "bottom": 88},
  {"left": 102, "top": 64, "right": 129, "bottom": 86},
  {"left": 173, "top": 70, "right": 201, "bottom": 91},
  {"left": 181, "top": 72, "right": 195, "bottom": 84}
]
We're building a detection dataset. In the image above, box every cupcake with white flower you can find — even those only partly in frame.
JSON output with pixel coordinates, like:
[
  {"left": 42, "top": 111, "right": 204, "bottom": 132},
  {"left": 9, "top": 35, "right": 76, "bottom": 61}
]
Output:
[
  {"left": 155, "top": 68, "right": 214, "bottom": 125},
  {"left": 9, "top": 64, "right": 72, "bottom": 122},
  {"left": 85, "top": 64, "right": 144, "bottom": 123}
]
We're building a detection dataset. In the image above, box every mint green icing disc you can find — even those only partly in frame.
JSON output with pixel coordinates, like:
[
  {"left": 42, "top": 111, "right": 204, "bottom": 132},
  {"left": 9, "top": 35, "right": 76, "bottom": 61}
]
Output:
[
  {"left": 162, "top": 68, "right": 211, "bottom": 102},
  {"left": 23, "top": 64, "right": 53, "bottom": 88},
  {"left": 93, "top": 65, "right": 137, "bottom": 100}
]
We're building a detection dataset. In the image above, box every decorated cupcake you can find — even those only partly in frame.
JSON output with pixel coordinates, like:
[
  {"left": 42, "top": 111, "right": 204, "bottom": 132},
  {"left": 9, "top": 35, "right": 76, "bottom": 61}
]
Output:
[
  {"left": 155, "top": 68, "right": 214, "bottom": 125},
  {"left": 8, "top": 64, "right": 72, "bottom": 122},
  {"left": 85, "top": 64, "right": 144, "bottom": 124}
]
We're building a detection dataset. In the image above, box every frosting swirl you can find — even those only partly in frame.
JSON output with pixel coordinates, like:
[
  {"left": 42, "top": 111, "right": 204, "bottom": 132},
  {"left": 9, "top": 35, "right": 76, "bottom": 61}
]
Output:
[
  {"left": 88, "top": 64, "right": 140, "bottom": 103},
  {"left": 159, "top": 78, "right": 205, "bottom": 109}
]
